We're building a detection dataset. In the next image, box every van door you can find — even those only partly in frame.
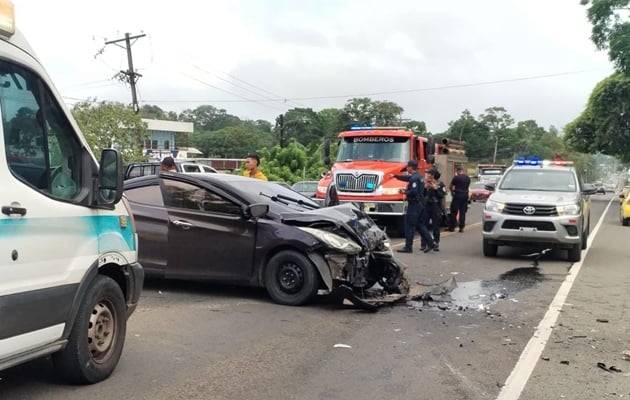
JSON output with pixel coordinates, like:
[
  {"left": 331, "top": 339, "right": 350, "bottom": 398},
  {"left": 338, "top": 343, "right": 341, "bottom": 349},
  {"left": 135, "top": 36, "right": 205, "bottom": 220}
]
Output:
[{"left": 0, "top": 59, "right": 92, "bottom": 355}]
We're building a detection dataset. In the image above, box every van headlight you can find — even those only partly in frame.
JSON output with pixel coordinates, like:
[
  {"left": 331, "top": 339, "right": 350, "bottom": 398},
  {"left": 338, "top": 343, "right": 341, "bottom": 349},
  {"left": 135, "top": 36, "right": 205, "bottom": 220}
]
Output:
[
  {"left": 485, "top": 199, "right": 505, "bottom": 213},
  {"left": 298, "top": 227, "right": 362, "bottom": 254},
  {"left": 557, "top": 203, "right": 580, "bottom": 216}
]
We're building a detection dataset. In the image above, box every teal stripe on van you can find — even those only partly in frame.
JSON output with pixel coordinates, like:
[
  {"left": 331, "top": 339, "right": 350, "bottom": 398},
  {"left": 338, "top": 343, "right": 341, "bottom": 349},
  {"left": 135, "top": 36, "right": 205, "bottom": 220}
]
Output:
[{"left": 0, "top": 214, "right": 135, "bottom": 252}]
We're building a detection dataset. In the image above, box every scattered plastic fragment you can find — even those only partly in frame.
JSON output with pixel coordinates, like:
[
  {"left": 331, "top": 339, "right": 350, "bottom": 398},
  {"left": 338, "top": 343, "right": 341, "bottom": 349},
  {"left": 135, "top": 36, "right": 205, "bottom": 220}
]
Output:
[
  {"left": 596, "top": 318, "right": 609, "bottom": 323},
  {"left": 334, "top": 344, "right": 352, "bottom": 349}
]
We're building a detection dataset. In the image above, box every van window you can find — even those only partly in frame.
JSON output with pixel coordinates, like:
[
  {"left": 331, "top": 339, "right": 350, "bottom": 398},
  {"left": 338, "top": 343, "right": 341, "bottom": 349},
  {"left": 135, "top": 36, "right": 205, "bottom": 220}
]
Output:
[{"left": 1, "top": 60, "right": 81, "bottom": 200}]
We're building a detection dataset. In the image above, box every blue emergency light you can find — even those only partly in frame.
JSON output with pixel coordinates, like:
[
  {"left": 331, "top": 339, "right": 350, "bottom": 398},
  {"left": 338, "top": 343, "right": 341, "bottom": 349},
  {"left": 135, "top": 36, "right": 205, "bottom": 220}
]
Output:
[
  {"left": 514, "top": 156, "right": 540, "bottom": 166},
  {"left": 350, "top": 124, "right": 373, "bottom": 130}
]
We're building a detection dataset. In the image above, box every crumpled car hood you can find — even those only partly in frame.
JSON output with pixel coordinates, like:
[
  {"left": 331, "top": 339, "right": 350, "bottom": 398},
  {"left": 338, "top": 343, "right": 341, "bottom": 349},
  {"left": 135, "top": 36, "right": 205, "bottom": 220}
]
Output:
[
  {"left": 280, "top": 203, "right": 387, "bottom": 251},
  {"left": 491, "top": 190, "right": 579, "bottom": 205}
]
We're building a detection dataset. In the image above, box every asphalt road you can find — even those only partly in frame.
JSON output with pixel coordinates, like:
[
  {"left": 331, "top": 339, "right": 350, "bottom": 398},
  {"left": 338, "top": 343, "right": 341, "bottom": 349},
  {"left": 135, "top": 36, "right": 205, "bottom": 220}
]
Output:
[{"left": 0, "top": 194, "right": 621, "bottom": 400}]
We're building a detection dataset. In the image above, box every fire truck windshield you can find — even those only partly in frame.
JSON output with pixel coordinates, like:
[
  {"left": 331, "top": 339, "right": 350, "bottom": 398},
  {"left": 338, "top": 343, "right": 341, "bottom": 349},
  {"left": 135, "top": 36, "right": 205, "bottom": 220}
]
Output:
[{"left": 336, "top": 136, "right": 410, "bottom": 162}]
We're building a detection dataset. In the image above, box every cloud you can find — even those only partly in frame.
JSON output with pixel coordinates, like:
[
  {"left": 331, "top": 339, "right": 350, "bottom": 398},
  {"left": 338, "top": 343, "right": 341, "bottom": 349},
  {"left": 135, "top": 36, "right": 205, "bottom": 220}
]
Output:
[{"left": 13, "top": 0, "right": 613, "bottom": 132}]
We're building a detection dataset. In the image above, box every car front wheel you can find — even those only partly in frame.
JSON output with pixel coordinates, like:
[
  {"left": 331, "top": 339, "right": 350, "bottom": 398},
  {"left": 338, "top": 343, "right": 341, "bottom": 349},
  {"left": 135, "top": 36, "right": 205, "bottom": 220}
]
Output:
[
  {"left": 53, "top": 275, "right": 127, "bottom": 384},
  {"left": 264, "top": 250, "right": 319, "bottom": 306}
]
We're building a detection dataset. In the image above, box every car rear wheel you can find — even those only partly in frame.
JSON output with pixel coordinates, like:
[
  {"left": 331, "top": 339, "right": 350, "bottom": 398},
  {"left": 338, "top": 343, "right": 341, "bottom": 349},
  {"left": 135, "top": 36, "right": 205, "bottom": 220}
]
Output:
[
  {"left": 52, "top": 275, "right": 126, "bottom": 384},
  {"left": 264, "top": 250, "right": 319, "bottom": 306},
  {"left": 482, "top": 239, "right": 498, "bottom": 257},
  {"left": 568, "top": 243, "right": 582, "bottom": 262}
]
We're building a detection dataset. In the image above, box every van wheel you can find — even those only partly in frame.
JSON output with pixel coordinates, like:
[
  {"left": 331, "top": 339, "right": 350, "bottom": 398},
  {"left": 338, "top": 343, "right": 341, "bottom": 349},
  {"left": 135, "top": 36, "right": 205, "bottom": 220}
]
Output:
[
  {"left": 482, "top": 239, "right": 498, "bottom": 257},
  {"left": 264, "top": 250, "right": 319, "bottom": 306},
  {"left": 53, "top": 275, "right": 126, "bottom": 384},
  {"left": 568, "top": 243, "right": 582, "bottom": 262}
]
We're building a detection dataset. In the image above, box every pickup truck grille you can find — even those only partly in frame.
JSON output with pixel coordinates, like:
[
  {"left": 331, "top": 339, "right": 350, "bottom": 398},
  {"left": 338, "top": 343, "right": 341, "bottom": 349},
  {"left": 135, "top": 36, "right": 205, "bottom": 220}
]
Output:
[
  {"left": 336, "top": 173, "right": 379, "bottom": 193},
  {"left": 504, "top": 203, "right": 557, "bottom": 216}
]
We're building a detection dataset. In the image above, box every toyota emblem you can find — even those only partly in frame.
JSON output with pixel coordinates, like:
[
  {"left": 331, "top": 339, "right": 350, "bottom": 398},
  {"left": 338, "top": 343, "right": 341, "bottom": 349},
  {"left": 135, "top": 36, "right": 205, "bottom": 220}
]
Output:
[{"left": 523, "top": 206, "right": 536, "bottom": 215}]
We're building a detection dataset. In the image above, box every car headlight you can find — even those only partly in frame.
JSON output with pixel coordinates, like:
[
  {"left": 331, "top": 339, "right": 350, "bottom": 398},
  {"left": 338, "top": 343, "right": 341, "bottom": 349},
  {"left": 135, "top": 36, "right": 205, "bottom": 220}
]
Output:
[
  {"left": 557, "top": 203, "right": 580, "bottom": 216},
  {"left": 317, "top": 185, "right": 328, "bottom": 194},
  {"left": 485, "top": 199, "right": 505, "bottom": 213},
  {"left": 380, "top": 187, "right": 404, "bottom": 195},
  {"left": 298, "top": 227, "right": 363, "bottom": 255}
]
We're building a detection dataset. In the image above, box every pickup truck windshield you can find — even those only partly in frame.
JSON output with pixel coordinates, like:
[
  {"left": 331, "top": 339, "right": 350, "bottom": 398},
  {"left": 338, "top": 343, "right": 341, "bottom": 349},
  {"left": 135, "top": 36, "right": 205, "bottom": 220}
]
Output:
[{"left": 499, "top": 169, "right": 577, "bottom": 192}]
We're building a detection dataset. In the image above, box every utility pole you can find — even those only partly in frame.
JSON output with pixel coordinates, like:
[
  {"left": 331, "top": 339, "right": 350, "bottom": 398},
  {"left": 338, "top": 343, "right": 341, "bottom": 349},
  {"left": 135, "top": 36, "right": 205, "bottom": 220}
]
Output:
[
  {"left": 105, "top": 32, "right": 146, "bottom": 113},
  {"left": 278, "top": 114, "right": 285, "bottom": 147}
]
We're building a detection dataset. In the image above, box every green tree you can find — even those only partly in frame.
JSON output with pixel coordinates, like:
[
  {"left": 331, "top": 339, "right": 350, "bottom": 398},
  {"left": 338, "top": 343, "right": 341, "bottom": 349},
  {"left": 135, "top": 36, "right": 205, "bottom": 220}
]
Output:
[
  {"left": 318, "top": 108, "right": 345, "bottom": 136},
  {"left": 445, "top": 109, "right": 492, "bottom": 161},
  {"left": 564, "top": 72, "right": 630, "bottom": 162},
  {"left": 72, "top": 101, "right": 148, "bottom": 164},
  {"left": 479, "top": 107, "right": 515, "bottom": 163},
  {"left": 179, "top": 105, "right": 241, "bottom": 131},
  {"left": 190, "top": 125, "right": 266, "bottom": 158},
  {"left": 276, "top": 108, "right": 324, "bottom": 147},
  {"left": 339, "top": 98, "right": 404, "bottom": 128},
  {"left": 139, "top": 104, "right": 177, "bottom": 121},
  {"left": 581, "top": 0, "right": 630, "bottom": 73},
  {"left": 257, "top": 141, "right": 326, "bottom": 184}
]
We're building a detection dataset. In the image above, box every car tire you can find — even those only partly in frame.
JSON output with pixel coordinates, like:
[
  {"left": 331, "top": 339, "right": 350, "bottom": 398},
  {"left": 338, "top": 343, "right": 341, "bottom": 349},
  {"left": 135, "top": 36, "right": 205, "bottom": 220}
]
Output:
[
  {"left": 568, "top": 243, "right": 582, "bottom": 262},
  {"left": 482, "top": 239, "right": 498, "bottom": 257},
  {"left": 623, "top": 218, "right": 629, "bottom": 226},
  {"left": 264, "top": 250, "right": 319, "bottom": 306},
  {"left": 52, "top": 275, "right": 126, "bottom": 384}
]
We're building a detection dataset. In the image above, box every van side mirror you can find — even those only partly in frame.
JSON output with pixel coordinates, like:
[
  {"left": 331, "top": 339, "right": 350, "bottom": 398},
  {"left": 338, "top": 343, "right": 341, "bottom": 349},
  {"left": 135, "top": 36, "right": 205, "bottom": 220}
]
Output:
[{"left": 97, "top": 149, "right": 123, "bottom": 207}]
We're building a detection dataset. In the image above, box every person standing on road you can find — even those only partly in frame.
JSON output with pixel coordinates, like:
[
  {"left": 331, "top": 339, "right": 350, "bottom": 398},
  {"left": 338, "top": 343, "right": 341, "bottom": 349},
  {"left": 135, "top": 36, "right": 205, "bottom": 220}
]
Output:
[
  {"left": 391, "top": 160, "right": 436, "bottom": 253},
  {"left": 160, "top": 156, "right": 177, "bottom": 172},
  {"left": 243, "top": 153, "right": 268, "bottom": 181},
  {"left": 422, "top": 168, "right": 446, "bottom": 251},
  {"left": 449, "top": 165, "right": 471, "bottom": 232}
]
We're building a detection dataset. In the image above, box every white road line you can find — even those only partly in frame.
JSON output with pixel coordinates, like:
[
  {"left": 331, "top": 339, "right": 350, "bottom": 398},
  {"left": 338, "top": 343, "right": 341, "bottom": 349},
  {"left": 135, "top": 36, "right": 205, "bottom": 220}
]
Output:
[{"left": 496, "top": 198, "right": 615, "bottom": 400}]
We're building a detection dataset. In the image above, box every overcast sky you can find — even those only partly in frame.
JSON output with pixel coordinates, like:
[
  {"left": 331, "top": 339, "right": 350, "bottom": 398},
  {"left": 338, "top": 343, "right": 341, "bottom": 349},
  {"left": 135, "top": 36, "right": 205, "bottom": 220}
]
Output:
[{"left": 14, "top": 0, "right": 613, "bottom": 133}]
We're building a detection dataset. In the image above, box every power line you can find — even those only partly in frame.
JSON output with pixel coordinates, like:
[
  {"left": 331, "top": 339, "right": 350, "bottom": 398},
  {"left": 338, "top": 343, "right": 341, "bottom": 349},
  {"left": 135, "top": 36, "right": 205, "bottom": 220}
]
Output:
[
  {"left": 186, "top": 56, "right": 309, "bottom": 108},
  {"left": 179, "top": 71, "right": 286, "bottom": 112},
  {"left": 143, "top": 69, "right": 598, "bottom": 104}
]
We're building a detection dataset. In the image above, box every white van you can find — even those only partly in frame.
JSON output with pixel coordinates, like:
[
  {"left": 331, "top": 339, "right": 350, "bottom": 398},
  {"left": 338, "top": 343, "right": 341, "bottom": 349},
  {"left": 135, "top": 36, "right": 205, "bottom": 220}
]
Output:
[{"left": 0, "top": 1, "right": 143, "bottom": 384}]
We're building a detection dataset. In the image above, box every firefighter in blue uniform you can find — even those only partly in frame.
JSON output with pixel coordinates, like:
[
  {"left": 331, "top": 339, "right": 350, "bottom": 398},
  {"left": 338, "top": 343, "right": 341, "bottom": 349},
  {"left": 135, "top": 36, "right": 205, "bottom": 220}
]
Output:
[
  {"left": 421, "top": 168, "right": 446, "bottom": 251},
  {"left": 392, "top": 160, "right": 436, "bottom": 253}
]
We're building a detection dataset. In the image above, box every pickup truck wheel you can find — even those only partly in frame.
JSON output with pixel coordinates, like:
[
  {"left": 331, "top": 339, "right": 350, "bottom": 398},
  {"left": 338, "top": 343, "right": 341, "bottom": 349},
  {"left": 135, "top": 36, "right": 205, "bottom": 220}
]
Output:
[
  {"left": 482, "top": 239, "right": 498, "bottom": 257},
  {"left": 568, "top": 243, "right": 582, "bottom": 262},
  {"left": 264, "top": 250, "right": 319, "bottom": 306},
  {"left": 52, "top": 275, "right": 126, "bottom": 384},
  {"left": 581, "top": 220, "right": 590, "bottom": 250}
]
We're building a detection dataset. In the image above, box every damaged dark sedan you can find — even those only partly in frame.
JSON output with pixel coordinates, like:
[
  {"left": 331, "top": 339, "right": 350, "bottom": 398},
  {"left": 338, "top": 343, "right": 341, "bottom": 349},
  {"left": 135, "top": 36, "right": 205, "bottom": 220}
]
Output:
[{"left": 123, "top": 173, "right": 406, "bottom": 307}]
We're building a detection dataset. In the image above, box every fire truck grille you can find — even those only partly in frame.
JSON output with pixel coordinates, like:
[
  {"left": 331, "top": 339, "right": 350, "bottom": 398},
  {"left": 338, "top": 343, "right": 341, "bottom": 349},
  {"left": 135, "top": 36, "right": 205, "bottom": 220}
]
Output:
[{"left": 336, "top": 173, "right": 379, "bottom": 193}]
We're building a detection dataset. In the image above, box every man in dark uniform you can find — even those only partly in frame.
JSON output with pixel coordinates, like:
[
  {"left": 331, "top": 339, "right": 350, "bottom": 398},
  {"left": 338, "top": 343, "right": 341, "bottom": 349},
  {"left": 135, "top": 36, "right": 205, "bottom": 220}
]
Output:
[
  {"left": 391, "top": 160, "right": 436, "bottom": 253},
  {"left": 422, "top": 168, "right": 446, "bottom": 251},
  {"left": 449, "top": 165, "right": 471, "bottom": 232}
]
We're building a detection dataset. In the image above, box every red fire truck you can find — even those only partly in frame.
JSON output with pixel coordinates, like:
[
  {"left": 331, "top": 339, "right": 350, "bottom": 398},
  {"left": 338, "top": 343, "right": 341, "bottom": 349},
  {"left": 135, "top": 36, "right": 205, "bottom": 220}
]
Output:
[{"left": 315, "top": 126, "right": 467, "bottom": 233}]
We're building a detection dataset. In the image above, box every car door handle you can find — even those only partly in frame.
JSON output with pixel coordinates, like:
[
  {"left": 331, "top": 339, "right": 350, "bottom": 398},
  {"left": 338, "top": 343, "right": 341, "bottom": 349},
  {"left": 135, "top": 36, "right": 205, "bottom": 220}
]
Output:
[
  {"left": 172, "top": 220, "right": 193, "bottom": 229},
  {"left": 2, "top": 206, "right": 27, "bottom": 216}
]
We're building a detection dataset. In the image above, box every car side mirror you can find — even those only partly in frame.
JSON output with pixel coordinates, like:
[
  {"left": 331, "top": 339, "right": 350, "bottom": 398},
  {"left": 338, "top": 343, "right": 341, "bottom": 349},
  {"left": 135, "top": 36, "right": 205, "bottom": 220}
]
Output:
[
  {"left": 484, "top": 183, "right": 495, "bottom": 191},
  {"left": 247, "top": 203, "right": 269, "bottom": 219},
  {"left": 581, "top": 183, "right": 597, "bottom": 195}
]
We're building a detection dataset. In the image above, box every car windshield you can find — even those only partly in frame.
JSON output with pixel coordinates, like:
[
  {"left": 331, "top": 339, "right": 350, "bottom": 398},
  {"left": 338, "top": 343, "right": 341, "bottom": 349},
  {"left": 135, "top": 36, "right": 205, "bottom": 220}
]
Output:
[
  {"left": 224, "top": 178, "right": 320, "bottom": 213},
  {"left": 480, "top": 169, "right": 503, "bottom": 175},
  {"left": 499, "top": 169, "right": 577, "bottom": 192},
  {"left": 336, "top": 136, "right": 410, "bottom": 162}
]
